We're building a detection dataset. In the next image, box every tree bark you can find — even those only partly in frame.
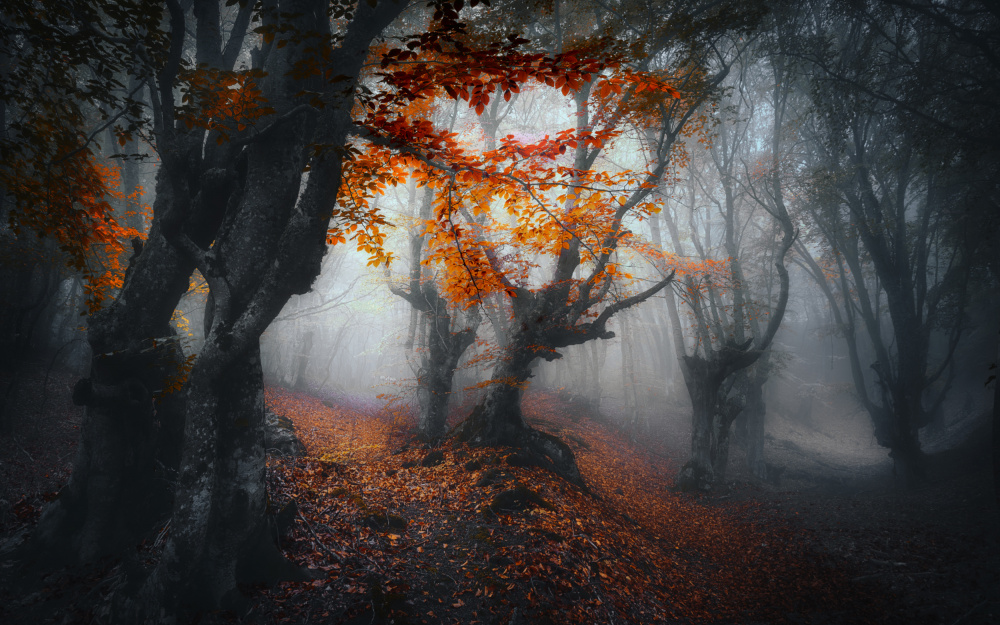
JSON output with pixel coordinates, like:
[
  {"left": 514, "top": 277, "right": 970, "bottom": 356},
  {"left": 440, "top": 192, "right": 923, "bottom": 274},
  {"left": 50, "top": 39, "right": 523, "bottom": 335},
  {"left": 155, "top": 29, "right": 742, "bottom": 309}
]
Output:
[
  {"left": 30, "top": 222, "right": 192, "bottom": 566},
  {"left": 391, "top": 186, "right": 479, "bottom": 439},
  {"left": 405, "top": 286, "right": 479, "bottom": 439},
  {"left": 674, "top": 341, "right": 753, "bottom": 491},
  {"left": 457, "top": 270, "right": 674, "bottom": 485},
  {"left": 128, "top": 0, "right": 410, "bottom": 616}
]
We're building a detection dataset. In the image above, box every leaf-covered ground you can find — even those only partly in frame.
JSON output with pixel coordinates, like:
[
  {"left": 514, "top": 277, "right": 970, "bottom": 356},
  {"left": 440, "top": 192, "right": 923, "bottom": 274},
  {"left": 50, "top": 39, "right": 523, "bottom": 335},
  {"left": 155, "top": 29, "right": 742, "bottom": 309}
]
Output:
[
  {"left": 253, "top": 388, "right": 888, "bottom": 625},
  {"left": 0, "top": 374, "right": 996, "bottom": 624}
]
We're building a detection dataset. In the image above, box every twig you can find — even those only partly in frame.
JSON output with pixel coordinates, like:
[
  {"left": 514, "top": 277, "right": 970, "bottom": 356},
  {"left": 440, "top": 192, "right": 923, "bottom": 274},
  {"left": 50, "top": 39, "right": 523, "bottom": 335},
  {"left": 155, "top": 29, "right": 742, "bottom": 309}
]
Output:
[
  {"left": 391, "top": 538, "right": 431, "bottom": 554},
  {"left": 951, "top": 600, "right": 988, "bottom": 625},
  {"left": 316, "top": 519, "right": 385, "bottom": 573},
  {"left": 12, "top": 436, "right": 33, "bottom": 462},
  {"left": 297, "top": 510, "right": 343, "bottom": 564}
]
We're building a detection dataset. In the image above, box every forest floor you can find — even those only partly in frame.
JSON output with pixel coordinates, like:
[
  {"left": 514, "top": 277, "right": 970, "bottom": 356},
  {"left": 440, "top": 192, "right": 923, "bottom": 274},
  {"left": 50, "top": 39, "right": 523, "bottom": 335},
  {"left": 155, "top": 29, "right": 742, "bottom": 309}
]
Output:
[{"left": 0, "top": 366, "right": 997, "bottom": 624}]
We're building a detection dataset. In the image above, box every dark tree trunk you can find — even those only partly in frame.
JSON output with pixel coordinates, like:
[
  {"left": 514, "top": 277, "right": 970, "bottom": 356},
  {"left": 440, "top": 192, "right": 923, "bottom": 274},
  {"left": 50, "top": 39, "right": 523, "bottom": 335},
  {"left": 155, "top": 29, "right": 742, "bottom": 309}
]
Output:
[
  {"left": 30, "top": 218, "right": 192, "bottom": 566},
  {"left": 994, "top": 337, "right": 999, "bottom": 510},
  {"left": 675, "top": 349, "right": 748, "bottom": 491},
  {"left": 132, "top": 346, "right": 306, "bottom": 614},
  {"left": 738, "top": 364, "right": 767, "bottom": 480},
  {"left": 452, "top": 256, "right": 673, "bottom": 486},
  {"left": 732, "top": 356, "right": 768, "bottom": 480},
  {"left": 455, "top": 278, "right": 673, "bottom": 486},
  {"left": 392, "top": 186, "right": 479, "bottom": 440},
  {"left": 416, "top": 294, "right": 477, "bottom": 439},
  {"left": 457, "top": 344, "right": 534, "bottom": 446},
  {"left": 677, "top": 357, "right": 722, "bottom": 491},
  {"left": 25, "top": 1, "right": 408, "bottom": 619},
  {"left": 125, "top": 1, "right": 409, "bottom": 617}
]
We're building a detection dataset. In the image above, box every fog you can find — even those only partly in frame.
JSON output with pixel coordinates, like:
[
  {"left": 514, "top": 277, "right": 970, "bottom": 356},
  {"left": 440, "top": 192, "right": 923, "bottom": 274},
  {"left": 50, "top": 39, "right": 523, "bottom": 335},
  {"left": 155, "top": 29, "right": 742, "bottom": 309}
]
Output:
[{"left": 177, "top": 43, "right": 996, "bottom": 488}]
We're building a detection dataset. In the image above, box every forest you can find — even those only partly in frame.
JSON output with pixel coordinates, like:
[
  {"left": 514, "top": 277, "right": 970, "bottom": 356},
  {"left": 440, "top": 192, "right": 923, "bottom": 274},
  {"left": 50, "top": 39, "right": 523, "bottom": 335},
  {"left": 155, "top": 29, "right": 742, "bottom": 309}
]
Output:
[{"left": 0, "top": 0, "right": 997, "bottom": 623}]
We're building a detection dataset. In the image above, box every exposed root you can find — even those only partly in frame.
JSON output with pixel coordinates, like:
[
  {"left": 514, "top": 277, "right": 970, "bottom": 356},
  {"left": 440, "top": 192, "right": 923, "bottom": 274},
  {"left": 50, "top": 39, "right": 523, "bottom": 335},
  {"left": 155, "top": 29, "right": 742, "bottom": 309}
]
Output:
[{"left": 453, "top": 410, "right": 585, "bottom": 488}]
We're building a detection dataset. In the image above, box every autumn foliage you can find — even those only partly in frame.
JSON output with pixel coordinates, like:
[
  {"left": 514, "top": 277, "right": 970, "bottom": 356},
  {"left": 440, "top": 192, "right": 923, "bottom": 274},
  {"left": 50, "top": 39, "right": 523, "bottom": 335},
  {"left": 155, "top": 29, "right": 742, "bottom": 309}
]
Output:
[
  {"left": 330, "top": 25, "right": 695, "bottom": 309},
  {"left": 1, "top": 150, "right": 149, "bottom": 313},
  {"left": 0, "top": 0, "right": 159, "bottom": 311}
]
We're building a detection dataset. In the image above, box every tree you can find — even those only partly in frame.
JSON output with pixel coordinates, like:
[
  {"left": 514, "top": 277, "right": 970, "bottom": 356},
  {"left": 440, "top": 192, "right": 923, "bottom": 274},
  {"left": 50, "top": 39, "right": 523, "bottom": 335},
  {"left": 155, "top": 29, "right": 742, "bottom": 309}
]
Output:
[
  {"left": 634, "top": 26, "right": 796, "bottom": 491},
  {"left": 790, "top": 0, "right": 985, "bottom": 486},
  {"left": 390, "top": 183, "right": 480, "bottom": 439},
  {"left": 390, "top": 0, "right": 769, "bottom": 482},
  {"left": 0, "top": 1, "right": 157, "bottom": 429},
  {"left": 661, "top": 42, "right": 799, "bottom": 487},
  {"left": 21, "top": 0, "right": 409, "bottom": 618},
  {"left": 400, "top": 68, "right": 684, "bottom": 482}
]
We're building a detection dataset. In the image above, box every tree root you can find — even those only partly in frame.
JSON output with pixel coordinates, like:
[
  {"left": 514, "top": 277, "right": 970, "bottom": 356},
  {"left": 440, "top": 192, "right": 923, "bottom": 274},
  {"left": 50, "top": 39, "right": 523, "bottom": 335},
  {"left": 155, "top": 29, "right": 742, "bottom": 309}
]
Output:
[{"left": 453, "top": 414, "right": 586, "bottom": 489}]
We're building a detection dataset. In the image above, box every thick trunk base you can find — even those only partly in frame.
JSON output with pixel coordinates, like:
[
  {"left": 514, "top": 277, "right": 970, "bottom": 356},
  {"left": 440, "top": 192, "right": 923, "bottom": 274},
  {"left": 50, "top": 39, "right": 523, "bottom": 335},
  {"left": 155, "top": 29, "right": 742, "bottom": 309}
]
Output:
[
  {"left": 417, "top": 365, "right": 456, "bottom": 440},
  {"left": 892, "top": 436, "right": 926, "bottom": 488},
  {"left": 677, "top": 460, "right": 713, "bottom": 492},
  {"left": 455, "top": 402, "right": 584, "bottom": 487},
  {"left": 27, "top": 343, "right": 186, "bottom": 568},
  {"left": 126, "top": 350, "right": 312, "bottom": 622}
]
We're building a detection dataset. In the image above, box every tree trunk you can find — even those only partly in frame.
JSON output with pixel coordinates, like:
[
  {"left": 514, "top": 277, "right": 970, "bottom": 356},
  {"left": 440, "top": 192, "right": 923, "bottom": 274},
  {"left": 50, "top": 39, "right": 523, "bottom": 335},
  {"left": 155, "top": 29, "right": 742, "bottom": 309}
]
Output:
[
  {"left": 675, "top": 341, "right": 758, "bottom": 492},
  {"left": 458, "top": 347, "right": 533, "bottom": 446},
  {"left": 890, "top": 401, "right": 926, "bottom": 488},
  {"left": 129, "top": 1, "right": 410, "bottom": 615},
  {"left": 741, "top": 369, "right": 767, "bottom": 480},
  {"left": 734, "top": 360, "right": 768, "bottom": 480},
  {"left": 130, "top": 346, "right": 307, "bottom": 616},
  {"left": 416, "top": 296, "right": 477, "bottom": 439},
  {"left": 292, "top": 330, "right": 314, "bottom": 391},
  {"left": 676, "top": 356, "right": 723, "bottom": 491},
  {"left": 456, "top": 331, "right": 584, "bottom": 485},
  {"left": 30, "top": 219, "right": 193, "bottom": 566},
  {"left": 588, "top": 339, "right": 606, "bottom": 408},
  {"left": 993, "top": 336, "right": 999, "bottom": 510}
]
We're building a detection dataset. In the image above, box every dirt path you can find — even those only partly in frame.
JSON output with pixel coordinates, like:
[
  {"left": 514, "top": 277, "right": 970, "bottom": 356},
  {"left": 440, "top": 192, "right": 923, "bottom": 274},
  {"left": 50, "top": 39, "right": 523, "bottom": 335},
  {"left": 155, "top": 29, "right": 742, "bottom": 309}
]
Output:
[{"left": 0, "top": 378, "right": 996, "bottom": 624}]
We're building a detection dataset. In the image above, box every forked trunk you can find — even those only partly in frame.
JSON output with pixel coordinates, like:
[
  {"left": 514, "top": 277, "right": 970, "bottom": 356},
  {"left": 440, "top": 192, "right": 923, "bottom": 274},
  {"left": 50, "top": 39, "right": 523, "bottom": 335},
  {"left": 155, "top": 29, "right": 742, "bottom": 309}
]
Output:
[
  {"left": 417, "top": 367, "right": 453, "bottom": 439},
  {"left": 415, "top": 294, "right": 478, "bottom": 439},
  {"left": 676, "top": 351, "right": 749, "bottom": 491}
]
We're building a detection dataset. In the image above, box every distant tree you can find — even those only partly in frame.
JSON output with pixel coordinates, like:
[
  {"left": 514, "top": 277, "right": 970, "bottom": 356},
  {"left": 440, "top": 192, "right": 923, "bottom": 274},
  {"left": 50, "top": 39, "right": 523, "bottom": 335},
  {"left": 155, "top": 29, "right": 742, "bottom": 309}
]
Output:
[
  {"left": 412, "top": 0, "right": 767, "bottom": 481},
  {"left": 662, "top": 40, "right": 801, "bottom": 488},
  {"left": 390, "top": 184, "right": 480, "bottom": 439},
  {"left": 790, "top": 0, "right": 992, "bottom": 486},
  {"left": 636, "top": 29, "right": 795, "bottom": 491}
]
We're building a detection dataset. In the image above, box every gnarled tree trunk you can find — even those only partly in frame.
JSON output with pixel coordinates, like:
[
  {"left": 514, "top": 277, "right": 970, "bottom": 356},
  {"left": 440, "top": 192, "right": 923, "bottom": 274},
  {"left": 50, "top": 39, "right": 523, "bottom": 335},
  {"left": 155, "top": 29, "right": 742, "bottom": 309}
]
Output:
[
  {"left": 456, "top": 272, "right": 674, "bottom": 486},
  {"left": 30, "top": 213, "right": 193, "bottom": 567},
  {"left": 391, "top": 187, "right": 480, "bottom": 440},
  {"left": 126, "top": 1, "right": 409, "bottom": 617}
]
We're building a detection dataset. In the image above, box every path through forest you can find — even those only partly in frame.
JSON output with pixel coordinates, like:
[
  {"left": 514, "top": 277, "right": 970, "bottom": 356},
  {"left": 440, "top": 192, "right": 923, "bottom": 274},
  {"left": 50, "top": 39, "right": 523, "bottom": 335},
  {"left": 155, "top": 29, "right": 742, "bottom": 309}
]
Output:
[{"left": 0, "top": 370, "right": 996, "bottom": 624}]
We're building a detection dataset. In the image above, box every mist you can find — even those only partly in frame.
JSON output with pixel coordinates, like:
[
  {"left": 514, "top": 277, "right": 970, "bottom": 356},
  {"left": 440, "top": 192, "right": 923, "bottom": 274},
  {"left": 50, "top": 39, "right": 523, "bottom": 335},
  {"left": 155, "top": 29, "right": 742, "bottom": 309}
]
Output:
[{"left": 2, "top": 0, "right": 997, "bottom": 622}]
